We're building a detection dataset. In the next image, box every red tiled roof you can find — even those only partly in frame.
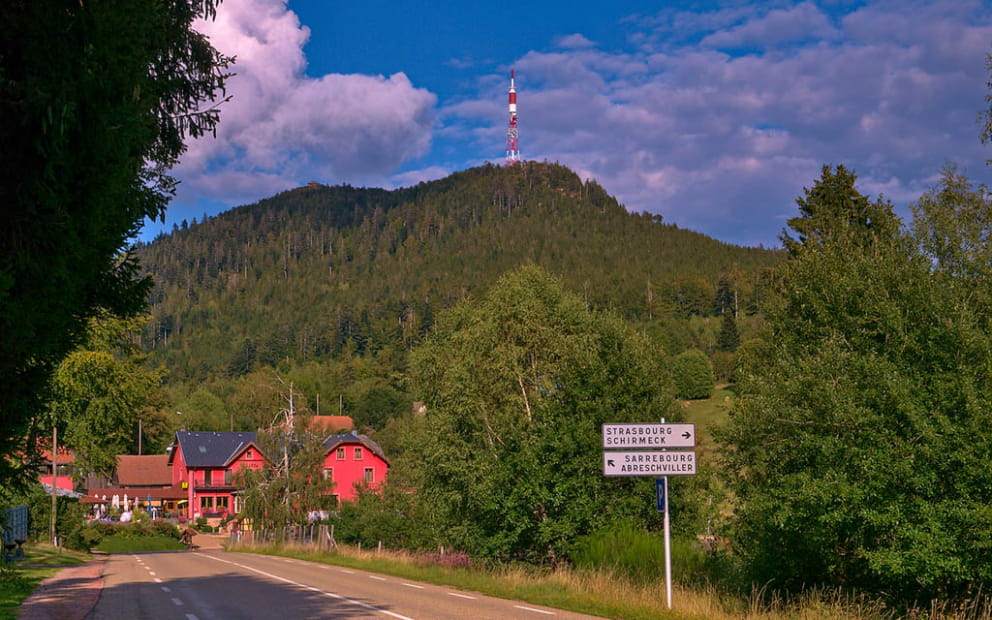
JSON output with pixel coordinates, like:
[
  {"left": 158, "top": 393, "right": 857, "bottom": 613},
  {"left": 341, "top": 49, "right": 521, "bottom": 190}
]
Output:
[
  {"left": 304, "top": 415, "right": 354, "bottom": 433},
  {"left": 80, "top": 483, "right": 187, "bottom": 503},
  {"left": 38, "top": 447, "right": 75, "bottom": 464},
  {"left": 116, "top": 455, "right": 171, "bottom": 486}
]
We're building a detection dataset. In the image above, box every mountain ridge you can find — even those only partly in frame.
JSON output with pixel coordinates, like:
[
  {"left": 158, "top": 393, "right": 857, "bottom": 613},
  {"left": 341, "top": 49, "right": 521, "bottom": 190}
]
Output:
[{"left": 136, "top": 161, "right": 780, "bottom": 384}]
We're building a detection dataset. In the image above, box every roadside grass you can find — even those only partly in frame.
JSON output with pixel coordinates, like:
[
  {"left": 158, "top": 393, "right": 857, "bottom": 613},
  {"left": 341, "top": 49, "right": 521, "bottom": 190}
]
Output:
[
  {"left": 0, "top": 544, "right": 89, "bottom": 620},
  {"left": 94, "top": 535, "right": 186, "bottom": 553},
  {"left": 227, "top": 541, "right": 913, "bottom": 619}
]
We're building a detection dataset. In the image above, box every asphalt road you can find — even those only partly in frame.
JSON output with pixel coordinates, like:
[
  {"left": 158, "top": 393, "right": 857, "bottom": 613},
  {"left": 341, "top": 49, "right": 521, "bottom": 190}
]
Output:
[{"left": 87, "top": 550, "right": 605, "bottom": 619}]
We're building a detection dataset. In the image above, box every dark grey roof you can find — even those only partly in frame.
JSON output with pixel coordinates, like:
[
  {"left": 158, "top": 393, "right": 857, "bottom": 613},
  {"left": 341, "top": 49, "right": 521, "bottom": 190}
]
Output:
[
  {"left": 322, "top": 430, "right": 388, "bottom": 463},
  {"left": 175, "top": 431, "right": 258, "bottom": 468}
]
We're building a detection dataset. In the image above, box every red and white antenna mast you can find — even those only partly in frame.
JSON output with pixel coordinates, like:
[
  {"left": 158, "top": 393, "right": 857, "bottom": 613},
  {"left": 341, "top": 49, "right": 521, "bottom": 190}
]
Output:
[{"left": 505, "top": 69, "right": 520, "bottom": 165}]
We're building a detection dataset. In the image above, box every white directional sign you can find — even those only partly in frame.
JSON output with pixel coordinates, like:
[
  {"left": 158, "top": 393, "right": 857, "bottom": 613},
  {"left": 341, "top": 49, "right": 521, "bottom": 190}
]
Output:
[
  {"left": 603, "top": 451, "right": 697, "bottom": 476},
  {"left": 602, "top": 423, "right": 696, "bottom": 448}
]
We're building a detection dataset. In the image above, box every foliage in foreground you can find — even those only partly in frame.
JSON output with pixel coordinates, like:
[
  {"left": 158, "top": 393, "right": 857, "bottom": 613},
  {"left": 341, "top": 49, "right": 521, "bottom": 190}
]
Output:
[
  {"left": 407, "top": 265, "right": 678, "bottom": 563},
  {"left": 720, "top": 165, "right": 992, "bottom": 605},
  {"left": 0, "top": 0, "right": 230, "bottom": 484}
]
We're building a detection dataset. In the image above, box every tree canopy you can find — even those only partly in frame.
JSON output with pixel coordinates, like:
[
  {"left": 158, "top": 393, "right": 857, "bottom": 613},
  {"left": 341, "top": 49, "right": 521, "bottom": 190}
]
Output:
[
  {"left": 0, "top": 1, "right": 230, "bottom": 480},
  {"left": 719, "top": 166, "right": 992, "bottom": 604},
  {"left": 408, "top": 265, "right": 678, "bottom": 563},
  {"left": 49, "top": 314, "right": 168, "bottom": 480}
]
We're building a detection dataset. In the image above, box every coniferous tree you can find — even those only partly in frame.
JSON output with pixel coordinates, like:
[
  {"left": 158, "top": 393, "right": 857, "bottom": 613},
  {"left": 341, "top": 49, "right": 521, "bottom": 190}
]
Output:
[{"left": 717, "top": 311, "right": 740, "bottom": 352}]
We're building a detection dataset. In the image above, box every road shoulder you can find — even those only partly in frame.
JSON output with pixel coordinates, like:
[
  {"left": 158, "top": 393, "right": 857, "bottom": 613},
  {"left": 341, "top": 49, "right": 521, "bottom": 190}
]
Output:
[{"left": 17, "top": 558, "right": 106, "bottom": 620}]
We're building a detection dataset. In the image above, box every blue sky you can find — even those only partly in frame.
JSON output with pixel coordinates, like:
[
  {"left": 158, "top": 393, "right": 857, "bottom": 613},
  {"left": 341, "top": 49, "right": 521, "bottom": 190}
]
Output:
[{"left": 147, "top": 0, "right": 992, "bottom": 248}]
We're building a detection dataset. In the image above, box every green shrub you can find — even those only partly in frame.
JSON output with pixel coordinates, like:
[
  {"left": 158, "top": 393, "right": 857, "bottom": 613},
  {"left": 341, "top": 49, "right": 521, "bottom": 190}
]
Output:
[
  {"left": 571, "top": 522, "right": 707, "bottom": 584},
  {"left": 672, "top": 349, "right": 714, "bottom": 400}
]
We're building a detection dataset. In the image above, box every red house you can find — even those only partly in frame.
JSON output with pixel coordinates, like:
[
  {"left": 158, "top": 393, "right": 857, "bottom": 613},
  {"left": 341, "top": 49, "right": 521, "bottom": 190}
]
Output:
[
  {"left": 321, "top": 431, "right": 389, "bottom": 505},
  {"left": 38, "top": 446, "right": 75, "bottom": 492},
  {"left": 168, "top": 431, "right": 265, "bottom": 522}
]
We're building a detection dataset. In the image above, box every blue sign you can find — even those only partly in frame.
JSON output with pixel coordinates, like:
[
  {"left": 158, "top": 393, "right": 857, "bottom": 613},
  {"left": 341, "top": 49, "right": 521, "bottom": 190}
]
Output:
[{"left": 656, "top": 478, "right": 666, "bottom": 512}]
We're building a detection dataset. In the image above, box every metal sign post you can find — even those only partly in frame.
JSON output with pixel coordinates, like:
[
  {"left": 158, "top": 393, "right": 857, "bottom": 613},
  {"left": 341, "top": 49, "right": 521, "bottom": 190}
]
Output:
[
  {"left": 602, "top": 418, "right": 696, "bottom": 611},
  {"left": 663, "top": 475, "right": 672, "bottom": 610}
]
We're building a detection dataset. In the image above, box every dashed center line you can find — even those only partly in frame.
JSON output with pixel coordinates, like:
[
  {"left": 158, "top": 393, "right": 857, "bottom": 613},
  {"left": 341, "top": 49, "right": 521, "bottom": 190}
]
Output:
[
  {"left": 162, "top": 586, "right": 171, "bottom": 593},
  {"left": 172, "top": 597, "right": 184, "bottom": 606},
  {"left": 185, "top": 614, "right": 199, "bottom": 620},
  {"left": 401, "top": 583, "right": 424, "bottom": 589},
  {"left": 201, "top": 554, "right": 414, "bottom": 620},
  {"left": 448, "top": 592, "right": 476, "bottom": 600},
  {"left": 370, "top": 576, "right": 387, "bottom": 581},
  {"left": 154, "top": 578, "right": 162, "bottom": 583},
  {"left": 515, "top": 606, "right": 555, "bottom": 615}
]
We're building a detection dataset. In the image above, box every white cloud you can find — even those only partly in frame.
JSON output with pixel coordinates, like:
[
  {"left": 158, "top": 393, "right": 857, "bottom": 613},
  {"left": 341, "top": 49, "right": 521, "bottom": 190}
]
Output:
[
  {"left": 445, "top": 0, "right": 992, "bottom": 246},
  {"left": 701, "top": 2, "right": 839, "bottom": 49},
  {"left": 555, "top": 33, "right": 597, "bottom": 49},
  {"left": 177, "top": 0, "right": 437, "bottom": 203}
]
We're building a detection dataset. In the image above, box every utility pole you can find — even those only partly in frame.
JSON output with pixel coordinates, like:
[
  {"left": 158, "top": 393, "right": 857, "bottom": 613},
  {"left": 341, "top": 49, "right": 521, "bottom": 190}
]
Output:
[{"left": 50, "top": 424, "right": 58, "bottom": 548}]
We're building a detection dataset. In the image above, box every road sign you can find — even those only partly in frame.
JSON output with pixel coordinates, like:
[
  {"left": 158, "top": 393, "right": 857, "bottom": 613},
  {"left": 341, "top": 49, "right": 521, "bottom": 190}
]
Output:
[
  {"left": 603, "top": 451, "right": 696, "bottom": 476},
  {"left": 602, "top": 423, "right": 696, "bottom": 448},
  {"left": 656, "top": 478, "right": 666, "bottom": 512}
]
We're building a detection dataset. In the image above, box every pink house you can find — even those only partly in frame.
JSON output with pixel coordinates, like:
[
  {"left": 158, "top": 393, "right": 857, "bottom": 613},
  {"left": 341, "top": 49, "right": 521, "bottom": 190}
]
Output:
[
  {"left": 38, "top": 446, "right": 75, "bottom": 491},
  {"left": 168, "top": 431, "right": 266, "bottom": 521},
  {"left": 321, "top": 431, "right": 389, "bottom": 505}
]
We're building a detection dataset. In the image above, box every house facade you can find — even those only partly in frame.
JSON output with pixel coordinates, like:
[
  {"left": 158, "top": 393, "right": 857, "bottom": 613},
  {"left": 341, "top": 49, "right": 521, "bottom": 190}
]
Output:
[
  {"left": 168, "top": 431, "right": 266, "bottom": 521},
  {"left": 82, "top": 454, "right": 186, "bottom": 516},
  {"left": 320, "top": 431, "right": 389, "bottom": 505},
  {"left": 38, "top": 446, "right": 75, "bottom": 492}
]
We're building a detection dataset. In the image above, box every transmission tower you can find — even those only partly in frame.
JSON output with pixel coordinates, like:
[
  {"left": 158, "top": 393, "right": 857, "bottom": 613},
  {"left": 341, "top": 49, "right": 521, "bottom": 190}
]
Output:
[{"left": 505, "top": 69, "right": 520, "bottom": 165}]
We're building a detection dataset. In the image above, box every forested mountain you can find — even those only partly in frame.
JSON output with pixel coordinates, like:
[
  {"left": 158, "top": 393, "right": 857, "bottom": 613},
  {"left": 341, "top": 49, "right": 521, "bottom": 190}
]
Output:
[{"left": 136, "top": 162, "right": 780, "bottom": 404}]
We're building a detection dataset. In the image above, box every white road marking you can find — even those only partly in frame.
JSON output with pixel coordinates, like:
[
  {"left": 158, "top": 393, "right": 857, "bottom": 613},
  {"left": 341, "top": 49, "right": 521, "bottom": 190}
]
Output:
[
  {"left": 370, "top": 575, "right": 387, "bottom": 581},
  {"left": 172, "top": 597, "right": 184, "bottom": 606},
  {"left": 154, "top": 578, "right": 162, "bottom": 583},
  {"left": 448, "top": 592, "right": 476, "bottom": 600},
  {"left": 340, "top": 569, "right": 355, "bottom": 574},
  {"left": 185, "top": 615, "right": 199, "bottom": 620},
  {"left": 515, "top": 606, "right": 555, "bottom": 615},
  {"left": 201, "top": 554, "right": 414, "bottom": 620},
  {"left": 162, "top": 586, "right": 171, "bottom": 593},
  {"left": 149, "top": 571, "right": 156, "bottom": 576},
  {"left": 401, "top": 583, "right": 424, "bottom": 589}
]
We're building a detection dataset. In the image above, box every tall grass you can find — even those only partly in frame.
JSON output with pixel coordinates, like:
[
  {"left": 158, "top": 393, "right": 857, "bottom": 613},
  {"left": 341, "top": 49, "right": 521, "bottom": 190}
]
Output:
[
  {"left": 231, "top": 538, "right": 992, "bottom": 619},
  {"left": 571, "top": 522, "right": 705, "bottom": 585}
]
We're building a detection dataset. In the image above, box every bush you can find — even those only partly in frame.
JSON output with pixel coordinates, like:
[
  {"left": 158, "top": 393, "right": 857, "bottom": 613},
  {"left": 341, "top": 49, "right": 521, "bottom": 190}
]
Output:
[
  {"left": 672, "top": 349, "right": 714, "bottom": 400},
  {"left": 571, "top": 522, "right": 706, "bottom": 584}
]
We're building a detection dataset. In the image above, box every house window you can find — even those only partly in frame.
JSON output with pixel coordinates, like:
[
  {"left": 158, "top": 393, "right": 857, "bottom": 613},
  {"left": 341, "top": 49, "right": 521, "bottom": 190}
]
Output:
[
  {"left": 354, "top": 447, "right": 363, "bottom": 460},
  {"left": 246, "top": 449, "right": 253, "bottom": 458},
  {"left": 336, "top": 448, "right": 345, "bottom": 460},
  {"left": 224, "top": 469, "right": 232, "bottom": 485},
  {"left": 364, "top": 468, "right": 374, "bottom": 483},
  {"left": 215, "top": 496, "right": 229, "bottom": 512},
  {"left": 323, "top": 468, "right": 333, "bottom": 480},
  {"left": 204, "top": 470, "right": 213, "bottom": 486}
]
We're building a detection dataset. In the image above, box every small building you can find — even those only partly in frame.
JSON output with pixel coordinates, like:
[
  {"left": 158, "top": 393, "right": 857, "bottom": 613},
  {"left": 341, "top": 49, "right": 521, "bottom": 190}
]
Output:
[
  {"left": 168, "top": 431, "right": 266, "bottom": 522},
  {"left": 320, "top": 431, "right": 389, "bottom": 505},
  {"left": 83, "top": 454, "right": 186, "bottom": 517},
  {"left": 38, "top": 446, "right": 75, "bottom": 492}
]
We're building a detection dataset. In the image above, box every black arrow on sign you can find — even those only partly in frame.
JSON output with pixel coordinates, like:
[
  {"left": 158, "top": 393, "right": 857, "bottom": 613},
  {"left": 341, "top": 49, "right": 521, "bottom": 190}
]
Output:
[
  {"left": 682, "top": 432, "right": 691, "bottom": 439},
  {"left": 607, "top": 459, "right": 615, "bottom": 467}
]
